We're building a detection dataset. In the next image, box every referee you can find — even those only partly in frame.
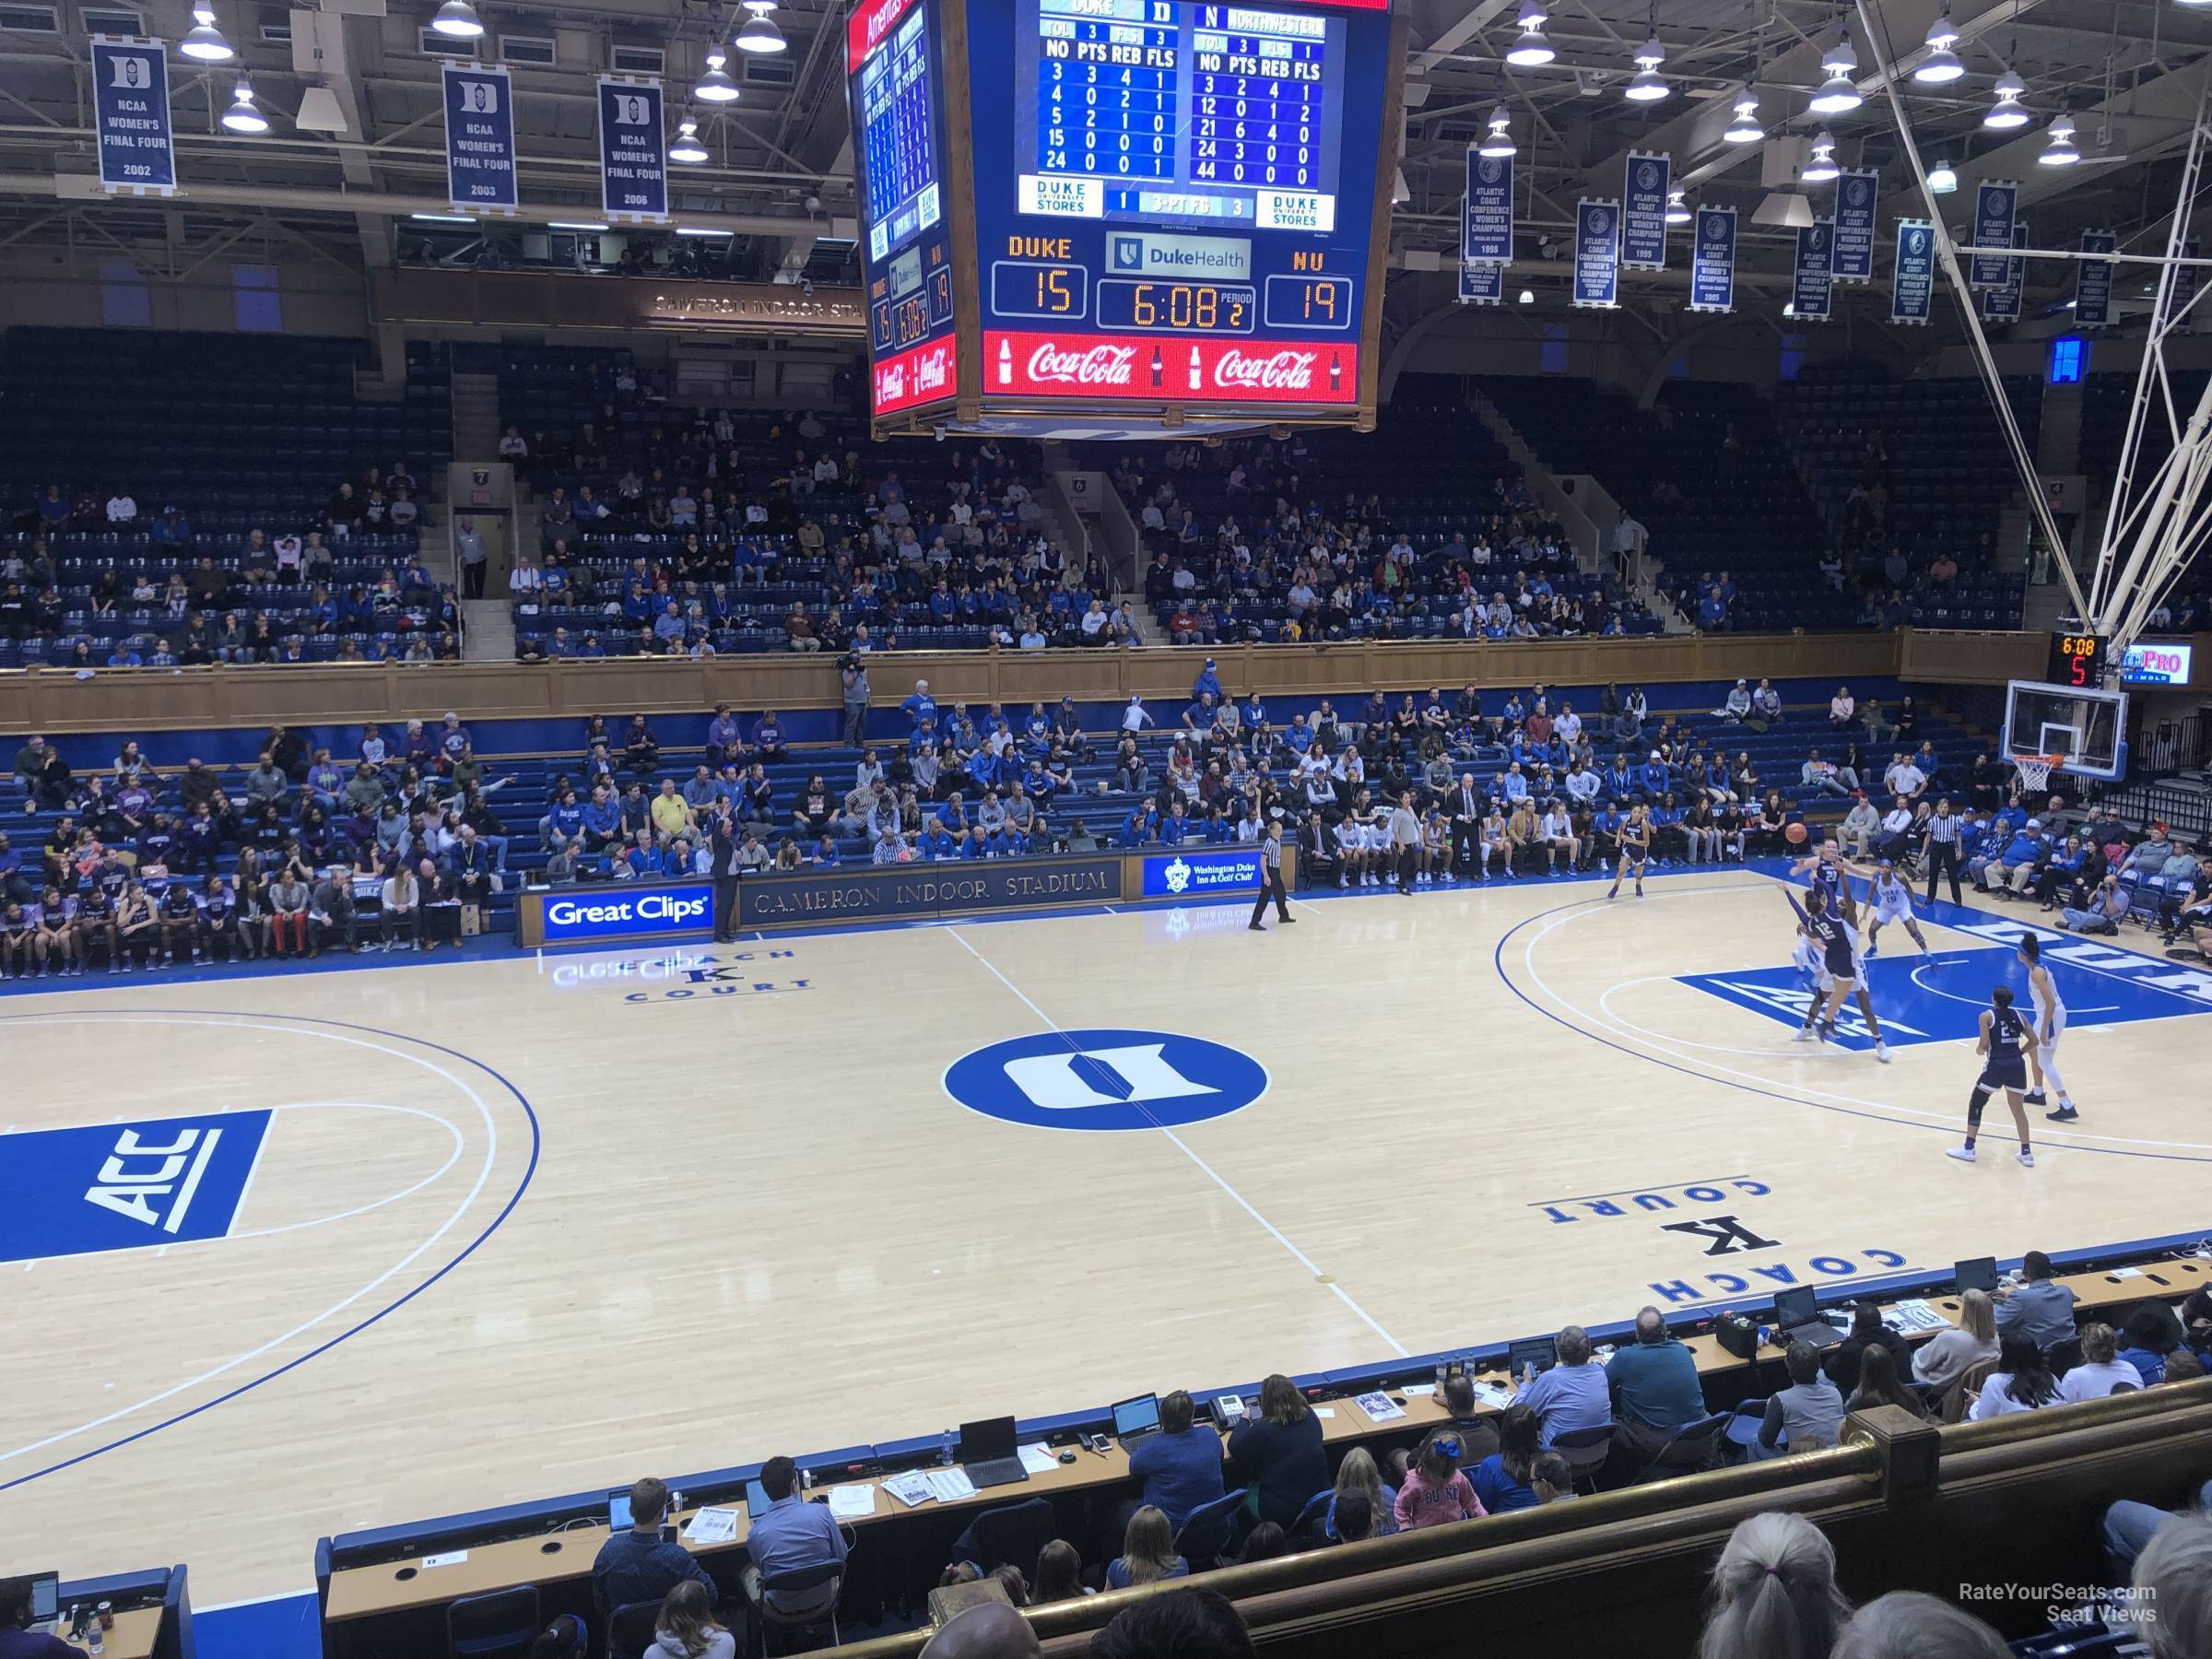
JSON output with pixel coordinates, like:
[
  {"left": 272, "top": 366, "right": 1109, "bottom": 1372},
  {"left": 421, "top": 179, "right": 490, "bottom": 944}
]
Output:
[
  {"left": 1248, "top": 815, "right": 1294, "bottom": 931},
  {"left": 1922, "top": 795, "right": 1963, "bottom": 905}
]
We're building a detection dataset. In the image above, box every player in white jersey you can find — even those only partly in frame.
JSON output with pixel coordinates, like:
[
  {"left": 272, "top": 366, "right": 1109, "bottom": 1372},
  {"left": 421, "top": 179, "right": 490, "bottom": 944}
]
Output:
[
  {"left": 1862, "top": 859, "right": 1930, "bottom": 958},
  {"left": 2017, "top": 934, "right": 2079, "bottom": 1122}
]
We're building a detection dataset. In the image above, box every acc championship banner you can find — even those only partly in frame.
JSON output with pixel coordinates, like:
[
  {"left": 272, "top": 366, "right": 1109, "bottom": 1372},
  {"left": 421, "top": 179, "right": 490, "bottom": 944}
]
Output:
[
  {"left": 1689, "top": 206, "right": 1735, "bottom": 313},
  {"left": 738, "top": 855, "right": 1124, "bottom": 930},
  {"left": 597, "top": 76, "right": 667, "bottom": 222},
  {"left": 1138, "top": 847, "right": 1264, "bottom": 899},
  {"left": 444, "top": 62, "right": 518, "bottom": 214},
  {"left": 2076, "top": 229, "right": 2115, "bottom": 327},
  {"left": 1891, "top": 218, "right": 1936, "bottom": 324},
  {"left": 1622, "top": 151, "right": 1669, "bottom": 269},
  {"left": 1970, "top": 181, "right": 2018, "bottom": 288},
  {"left": 1983, "top": 223, "right": 2027, "bottom": 324},
  {"left": 1458, "top": 259, "right": 1501, "bottom": 305},
  {"left": 1573, "top": 199, "right": 1620, "bottom": 309},
  {"left": 0, "top": 1111, "right": 272, "bottom": 1264},
  {"left": 1464, "top": 147, "right": 1512, "bottom": 265},
  {"left": 1793, "top": 220, "right": 1833, "bottom": 323},
  {"left": 1832, "top": 168, "right": 1877, "bottom": 282},
  {"left": 90, "top": 38, "right": 173, "bottom": 194}
]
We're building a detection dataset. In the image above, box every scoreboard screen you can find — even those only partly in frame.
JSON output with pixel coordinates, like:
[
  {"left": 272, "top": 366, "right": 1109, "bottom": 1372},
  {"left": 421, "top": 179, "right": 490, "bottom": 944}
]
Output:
[
  {"left": 849, "top": 0, "right": 1401, "bottom": 431},
  {"left": 849, "top": 0, "right": 959, "bottom": 416}
]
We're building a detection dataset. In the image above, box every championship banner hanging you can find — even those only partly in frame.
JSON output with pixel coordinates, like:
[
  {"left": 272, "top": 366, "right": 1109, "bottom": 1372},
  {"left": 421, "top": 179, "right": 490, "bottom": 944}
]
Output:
[
  {"left": 1832, "top": 168, "right": 1877, "bottom": 282},
  {"left": 1792, "top": 219, "right": 1833, "bottom": 323},
  {"left": 2075, "top": 229, "right": 2115, "bottom": 327},
  {"left": 1573, "top": 198, "right": 1620, "bottom": 309},
  {"left": 1688, "top": 206, "right": 1735, "bottom": 313},
  {"left": 1464, "top": 147, "right": 1513, "bottom": 266},
  {"left": 1621, "top": 151, "right": 1670, "bottom": 270},
  {"left": 1983, "top": 222, "right": 2027, "bottom": 324},
  {"left": 1969, "top": 181, "right": 2018, "bottom": 288},
  {"left": 89, "top": 38, "right": 173, "bottom": 194},
  {"left": 1891, "top": 218, "right": 1935, "bottom": 325},
  {"left": 1459, "top": 259, "right": 1502, "bottom": 305},
  {"left": 443, "top": 61, "right": 518, "bottom": 215},
  {"left": 597, "top": 76, "right": 667, "bottom": 223}
]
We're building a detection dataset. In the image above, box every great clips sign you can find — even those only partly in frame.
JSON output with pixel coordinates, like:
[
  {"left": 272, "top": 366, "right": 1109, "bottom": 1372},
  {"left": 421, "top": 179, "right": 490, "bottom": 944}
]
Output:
[{"left": 536, "top": 881, "right": 714, "bottom": 944}]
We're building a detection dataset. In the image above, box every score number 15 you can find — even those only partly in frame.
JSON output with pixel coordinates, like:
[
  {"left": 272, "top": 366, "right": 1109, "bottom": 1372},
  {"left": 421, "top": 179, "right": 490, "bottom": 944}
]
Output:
[{"left": 992, "top": 260, "right": 1089, "bottom": 322}]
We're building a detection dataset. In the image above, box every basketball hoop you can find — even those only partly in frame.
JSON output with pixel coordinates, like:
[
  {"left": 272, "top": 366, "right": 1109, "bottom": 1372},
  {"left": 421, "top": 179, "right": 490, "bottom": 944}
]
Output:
[{"left": 2015, "top": 752, "right": 2065, "bottom": 794}]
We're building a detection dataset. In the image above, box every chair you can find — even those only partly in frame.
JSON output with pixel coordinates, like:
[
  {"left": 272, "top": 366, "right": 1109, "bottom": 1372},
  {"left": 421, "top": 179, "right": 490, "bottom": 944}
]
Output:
[
  {"left": 606, "top": 1600, "right": 661, "bottom": 1659},
  {"left": 443, "top": 1585, "right": 539, "bottom": 1659},
  {"left": 747, "top": 1560, "right": 845, "bottom": 1657},
  {"left": 1173, "top": 1488, "right": 1247, "bottom": 1568},
  {"left": 1942, "top": 1359, "right": 1998, "bottom": 1425},
  {"left": 1547, "top": 1424, "right": 1615, "bottom": 1493},
  {"left": 950, "top": 1498, "right": 1058, "bottom": 1581},
  {"left": 1637, "top": 1413, "right": 1730, "bottom": 1483},
  {"left": 1720, "top": 1399, "right": 1769, "bottom": 1455},
  {"left": 2044, "top": 1337, "right": 2084, "bottom": 1377},
  {"left": 1288, "top": 1488, "right": 1334, "bottom": 1542}
]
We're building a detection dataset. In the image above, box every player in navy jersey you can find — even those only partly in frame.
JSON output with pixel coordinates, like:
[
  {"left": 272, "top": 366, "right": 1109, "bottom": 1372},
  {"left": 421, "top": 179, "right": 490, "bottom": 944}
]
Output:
[
  {"left": 1793, "top": 834, "right": 1861, "bottom": 927},
  {"left": 1946, "top": 985, "right": 2035, "bottom": 1167},
  {"left": 1791, "top": 888, "right": 1892, "bottom": 1060},
  {"left": 1606, "top": 803, "right": 1650, "bottom": 900}
]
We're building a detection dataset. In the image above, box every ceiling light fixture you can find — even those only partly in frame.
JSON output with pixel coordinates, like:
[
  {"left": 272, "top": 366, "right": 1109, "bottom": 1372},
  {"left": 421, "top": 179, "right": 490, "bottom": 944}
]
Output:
[
  {"left": 430, "top": 0, "right": 483, "bottom": 38},
  {"left": 1803, "top": 131, "right": 1840, "bottom": 182},
  {"left": 220, "top": 76, "right": 266, "bottom": 132},
  {"left": 2040, "top": 110, "right": 2079, "bottom": 166},
  {"left": 549, "top": 220, "right": 610, "bottom": 231},
  {"left": 1517, "top": 288, "right": 1535, "bottom": 304},
  {"left": 1623, "top": 19, "right": 1667, "bottom": 100},
  {"left": 668, "top": 118, "right": 709, "bottom": 162},
  {"left": 735, "top": 1, "right": 785, "bottom": 53},
  {"left": 1986, "top": 65, "right": 2030, "bottom": 128},
  {"left": 1914, "top": 1, "right": 1963, "bottom": 81},
  {"left": 695, "top": 50, "right": 741, "bottom": 101},
  {"left": 1810, "top": 71, "right": 1861, "bottom": 114},
  {"left": 1506, "top": 0, "right": 1554, "bottom": 66},
  {"left": 1819, "top": 25, "right": 1856, "bottom": 76},
  {"left": 1665, "top": 187, "right": 1690, "bottom": 223},
  {"left": 1927, "top": 158, "right": 1958, "bottom": 193},
  {"left": 1724, "top": 92, "right": 1761, "bottom": 142},
  {"left": 180, "top": 5, "right": 232, "bottom": 60},
  {"left": 1477, "top": 104, "right": 1515, "bottom": 158}
]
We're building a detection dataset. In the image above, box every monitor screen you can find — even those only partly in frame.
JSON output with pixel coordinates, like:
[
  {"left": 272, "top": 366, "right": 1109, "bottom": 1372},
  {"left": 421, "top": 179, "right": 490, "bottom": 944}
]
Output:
[
  {"left": 1112, "top": 1394, "right": 1161, "bottom": 1436},
  {"left": 1507, "top": 1336, "right": 1558, "bottom": 1377},
  {"left": 29, "top": 1575, "right": 58, "bottom": 1623},
  {"left": 959, "top": 1416, "right": 1018, "bottom": 1461},
  {"left": 1955, "top": 1256, "right": 1999, "bottom": 1293},
  {"left": 1773, "top": 1286, "right": 1818, "bottom": 1325},
  {"left": 606, "top": 1490, "right": 633, "bottom": 1531}
]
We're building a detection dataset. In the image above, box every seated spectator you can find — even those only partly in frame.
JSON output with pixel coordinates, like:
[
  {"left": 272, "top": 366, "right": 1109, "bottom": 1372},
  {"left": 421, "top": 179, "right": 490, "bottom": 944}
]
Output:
[
  {"left": 1530, "top": 1453, "right": 1576, "bottom": 1504},
  {"left": 2057, "top": 873, "right": 2131, "bottom": 935},
  {"left": 1328, "top": 1488, "right": 1375, "bottom": 1544},
  {"left": 1467, "top": 1406, "right": 1541, "bottom": 1512},
  {"left": 1913, "top": 1288, "right": 1999, "bottom": 1393},
  {"left": 2060, "top": 1322, "right": 2145, "bottom": 1402},
  {"left": 1105, "top": 1505, "right": 1187, "bottom": 1590},
  {"left": 1606, "top": 1306, "right": 1706, "bottom": 1467},
  {"left": 1394, "top": 1429, "right": 1484, "bottom": 1532},
  {"left": 591, "top": 1477, "right": 717, "bottom": 1622},
  {"left": 1830, "top": 1593, "right": 2009, "bottom": 1659},
  {"left": 2119, "top": 1300, "right": 2186, "bottom": 1385},
  {"left": 2103, "top": 1477, "right": 2212, "bottom": 1587},
  {"left": 1323, "top": 1446, "right": 1397, "bottom": 1541},
  {"left": 1693, "top": 1512, "right": 1852, "bottom": 1659},
  {"left": 1235, "top": 1524, "right": 1288, "bottom": 1566},
  {"left": 1995, "top": 1251, "right": 2079, "bottom": 1351},
  {"left": 742, "top": 1455, "right": 846, "bottom": 1619},
  {"left": 1028, "top": 1540, "right": 1088, "bottom": 1606},
  {"left": 0, "top": 1575, "right": 75, "bottom": 1657},
  {"left": 1824, "top": 1301, "right": 1914, "bottom": 1390},
  {"left": 1842, "top": 1344, "right": 1926, "bottom": 1420},
  {"left": 2133, "top": 1512, "right": 2212, "bottom": 1659},
  {"left": 647, "top": 1581, "right": 734, "bottom": 1659},
  {"left": 1756, "top": 1341, "right": 1845, "bottom": 1458},
  {"left": 1511, "top": 1323, "right": 1612, "bottom": 1446},
  {"left": 1126, "top": 1389, "right": 1225, "bottom": 1526},
  {"left": 1228, "top": 1373, "right": 1327, "bottom": 1528},
  {"left": 13, "top": 735, "right": 70, "bottom": 810},
  {"left": 1967, "top": 1330, "right": 2060, "bottom": 1420},
  {"left": 1088, "top": 1588, "right": 1256, "bottom": 1659}
]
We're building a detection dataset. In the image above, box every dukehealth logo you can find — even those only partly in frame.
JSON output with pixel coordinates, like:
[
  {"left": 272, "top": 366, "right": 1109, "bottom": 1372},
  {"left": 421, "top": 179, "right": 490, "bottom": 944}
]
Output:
[
  {"left": 1141, "top": 848, "right": 1264, "bottom": 898},
  {"left": 542, "top": 882, "right": 713, "bottom": 943}
]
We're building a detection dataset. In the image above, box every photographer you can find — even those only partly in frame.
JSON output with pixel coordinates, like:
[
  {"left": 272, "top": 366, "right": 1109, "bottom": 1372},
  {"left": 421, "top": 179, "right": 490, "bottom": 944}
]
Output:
[{"left": 840, "top": 652, "right": 871, "bottom": 749}]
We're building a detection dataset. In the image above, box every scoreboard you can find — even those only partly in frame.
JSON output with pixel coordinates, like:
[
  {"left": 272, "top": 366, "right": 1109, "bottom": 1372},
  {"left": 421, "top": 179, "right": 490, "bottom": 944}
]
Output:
[{"left": 846, "top": 0, "right": 1402, "bottom": 437}]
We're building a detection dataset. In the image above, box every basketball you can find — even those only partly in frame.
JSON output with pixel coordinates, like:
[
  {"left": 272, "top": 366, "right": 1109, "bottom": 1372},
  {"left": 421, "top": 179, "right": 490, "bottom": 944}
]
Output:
[{"left": 1785, "top": 822, "right": 1809, "bottom": 845}]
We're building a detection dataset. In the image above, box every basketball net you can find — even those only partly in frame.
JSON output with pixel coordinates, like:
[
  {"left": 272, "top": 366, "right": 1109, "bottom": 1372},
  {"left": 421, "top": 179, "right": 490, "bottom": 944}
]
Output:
[{"left": 2014, "top": 753, "right": 2063, "bottom": 794}]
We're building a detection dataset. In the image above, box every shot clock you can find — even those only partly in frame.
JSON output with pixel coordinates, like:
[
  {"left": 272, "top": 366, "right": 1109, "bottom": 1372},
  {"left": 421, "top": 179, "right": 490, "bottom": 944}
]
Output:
[
  {"left": 2047, "top": 631, "right": 2111, "bottom": 688},
  {"left": 846, "top": 0, "right": 1403, "bottom": 436}
]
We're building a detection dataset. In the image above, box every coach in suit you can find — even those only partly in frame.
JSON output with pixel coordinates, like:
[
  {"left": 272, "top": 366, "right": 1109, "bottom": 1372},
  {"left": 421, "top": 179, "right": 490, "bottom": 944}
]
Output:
[
  {"left": 710, "top": 809, "right": 742, "bottom": 944},
  {"left": 1449, "top": 774, "right": 1483, "bottom": 876}
]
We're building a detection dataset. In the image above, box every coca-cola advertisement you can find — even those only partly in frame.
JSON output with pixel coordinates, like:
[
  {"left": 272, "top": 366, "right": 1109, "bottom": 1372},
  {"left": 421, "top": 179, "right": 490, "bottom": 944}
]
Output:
[
  {"left": 984, "top": 332, "right": 1357, "bottom": 405},
  {"left": 872, "top": 336, "right": 959, "bottom": 416}
]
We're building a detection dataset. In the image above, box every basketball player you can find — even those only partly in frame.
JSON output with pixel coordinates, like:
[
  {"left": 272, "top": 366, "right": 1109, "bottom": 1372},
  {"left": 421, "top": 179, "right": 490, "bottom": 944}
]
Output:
[
  {"left": 1478, "top": 801, "right": 1512, "bottom": 880},
  {"left": 1946, "top": 984, "right": 2035, "bottom": 1167},
  {"left": 1793, "top": 833, "right": 1861, "bottom": 928},
  {"left": 1862, "top": 858, "right": 1930, "bottom": 959},
  {"left": 2018, "top": 935, "right": 2080, "bottom": 1122},
  {"left": 1606, "top": 803, "right": 1650, "bottom": 900},
  {"left": 1792, "top": 888, "right": 1892, "bottom": 1062}
]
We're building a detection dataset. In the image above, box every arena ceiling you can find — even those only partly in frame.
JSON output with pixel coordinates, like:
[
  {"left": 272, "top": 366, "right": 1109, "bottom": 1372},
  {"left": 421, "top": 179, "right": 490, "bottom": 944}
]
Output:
[{"left": 0, "top": 0, "right": 2207, "bottom": 326}]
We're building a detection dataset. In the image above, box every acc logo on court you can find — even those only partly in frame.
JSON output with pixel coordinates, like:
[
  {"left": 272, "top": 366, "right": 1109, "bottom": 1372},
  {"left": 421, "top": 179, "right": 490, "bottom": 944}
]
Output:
[{"left": 944, "top": 1029, "right": 1267, "bottom": 1132}]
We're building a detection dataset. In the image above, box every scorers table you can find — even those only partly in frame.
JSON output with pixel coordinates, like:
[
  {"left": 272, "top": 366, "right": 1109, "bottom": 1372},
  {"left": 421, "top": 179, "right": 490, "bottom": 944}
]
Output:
[{"left": 848, "top": 0, "right": 1404, "bottom": 437}]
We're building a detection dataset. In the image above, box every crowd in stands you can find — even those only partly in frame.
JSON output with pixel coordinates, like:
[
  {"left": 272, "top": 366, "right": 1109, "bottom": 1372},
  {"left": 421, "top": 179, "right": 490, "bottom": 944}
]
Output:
[{"left": 516, "top": 1262, "right": 2211, "bottom": 1659}]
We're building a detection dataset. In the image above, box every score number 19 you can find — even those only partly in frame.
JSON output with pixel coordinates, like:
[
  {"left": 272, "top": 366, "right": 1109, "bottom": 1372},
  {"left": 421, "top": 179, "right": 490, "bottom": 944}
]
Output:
[{"left": 1262, "top": 274, "right": 1353, "bottom": 330}]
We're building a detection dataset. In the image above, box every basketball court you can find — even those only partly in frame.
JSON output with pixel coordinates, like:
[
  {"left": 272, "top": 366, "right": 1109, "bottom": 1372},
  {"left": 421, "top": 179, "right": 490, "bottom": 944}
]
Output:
[{"left": 4, "top": 859, "right": 2208, "bottom": 1606}]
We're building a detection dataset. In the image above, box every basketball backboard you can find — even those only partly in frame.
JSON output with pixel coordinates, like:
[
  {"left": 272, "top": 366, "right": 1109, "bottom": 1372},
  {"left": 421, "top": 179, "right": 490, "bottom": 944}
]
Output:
[{"left": 2001, "top": 679, "right": 2129, "bottom": 781}]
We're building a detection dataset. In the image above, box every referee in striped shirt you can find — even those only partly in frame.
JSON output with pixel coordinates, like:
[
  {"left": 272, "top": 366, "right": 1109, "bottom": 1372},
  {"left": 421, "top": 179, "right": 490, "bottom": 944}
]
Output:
[
  {"left": 1249, "top": 815, "right": 1294, "bottom": 931},
  {"left": 1922, "top": 796, "right": 1963, "bottom": 905}
]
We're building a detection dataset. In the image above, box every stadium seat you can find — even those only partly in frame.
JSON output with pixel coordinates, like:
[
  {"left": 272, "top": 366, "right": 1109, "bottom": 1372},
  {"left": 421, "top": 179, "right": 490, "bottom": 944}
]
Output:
[
  {"left": 444, "top": 1584, "right": 539, "bottom": 1659},
  {"left": 1636, "top": 1413, "right": 1730, "bottom": 1483}
]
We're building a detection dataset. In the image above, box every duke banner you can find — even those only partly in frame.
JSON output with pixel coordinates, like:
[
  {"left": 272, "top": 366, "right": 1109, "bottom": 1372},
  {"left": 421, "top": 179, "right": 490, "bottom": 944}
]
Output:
[
  {"left": 1891, "top": 218, "right": 1936, "bottom": 324},
  {"left": 1464, "top": 147, "right": 1513, "bottom": 265},
  {"left": 90, "top": 38, "right": 173, "bottom": 194},
  {"left": 597, "top": 76, "right": 667, "bottom": 222},
  {"left": 1793, "top": 220, "right": 1833, "bottom": 323},
  {"left": 2075, "top": 229, "right": 2115, "bottom": 327},
  {"left": 1969, "top": 181, "right": 2018, "bottom": 288},
  {"left": 1622, "top": 151, "right": 1669, "bottom": 269},
  {"left": 1573, "top": 198, "right": 1621, "bottom": 308},
  {"left": 1688, "top": 206, "right": 1735, "bottom": 313},
  {"left": 444, "top": 62, "right": 518, "bottom": 214},
  {"left": 1983, "top": 222, "right": 2027, "bottom": 324},
  {"left": 1833, "top": 168, "right": 1877, "bottom": 281},
  {"left": 1458, "top": 259, "right": 1502, "bottom": 305}
]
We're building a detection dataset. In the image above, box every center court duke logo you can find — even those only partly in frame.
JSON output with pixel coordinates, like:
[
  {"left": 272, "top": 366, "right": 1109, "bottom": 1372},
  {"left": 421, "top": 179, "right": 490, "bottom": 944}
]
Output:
[{"left": 945, "top": 1029, "right": 1268, "bottom": 1131}]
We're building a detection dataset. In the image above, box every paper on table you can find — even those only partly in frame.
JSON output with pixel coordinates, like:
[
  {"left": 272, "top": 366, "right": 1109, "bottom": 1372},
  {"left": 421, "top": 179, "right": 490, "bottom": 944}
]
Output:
[
  {"left": 1018, "top": 1443, "right": 1060, "bottom": 1476},
  {"left": 1354, "top": 1392, "right": 1406, "bottom": 1421},
  {"left": 1314, "top": 1407, "right": 1335, "bottom": 1418},
  {"left": 881, "top": 1472, "right": 936, "bottom": 1509},
  {"left": 1403, "top": 1383, "right": 1436, "bottom": 1397},
  {"left": 827, "top": 1485, "right": 877, "bottom": 1521},
  {"left": 1470, "top": 1381, "right": 1513, "bottom": 1409},
  {"left": 682, "top": 1508, "right": 739, "bottom": 1545},
  {"left": 1887, "top": 1299, "right": 1949, "bottom": 1334},
  {"left": 920, "top": 1468, "right": 978, "bottom": 1503}
]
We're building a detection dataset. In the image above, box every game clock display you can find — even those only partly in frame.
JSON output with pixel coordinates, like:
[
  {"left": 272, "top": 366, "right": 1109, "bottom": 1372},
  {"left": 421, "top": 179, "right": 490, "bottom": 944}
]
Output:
[
  {"left": 2047, "top": 631, "right": 2111, "bottom": 688},
  {"left": 846, "top": 0, "right": 1399, "bottom": 430}
]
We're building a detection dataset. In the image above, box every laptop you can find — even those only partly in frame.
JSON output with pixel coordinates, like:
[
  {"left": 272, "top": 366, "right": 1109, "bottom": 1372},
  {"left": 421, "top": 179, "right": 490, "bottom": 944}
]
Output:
[
  {"left": 25, "top": 1572, "right": 58, "bottom": 1636},
  {"left": 1955, "top": 1255, "right": 2000, "bottom": 1294},
  {"left": 1507, "top": 1336, "right": 1559, "bottom": 1380},
  {"left": 606, "top": 1489, "right": 634, "bottom": 1531},
  {"left": 957, "top": 1417, "right": 1029, "bottom": 1489},
  {"left": 745, "top": 1479, "right": 776, "bottom": 1519},
  {"left": 1772, "top": 1288, "right": 1844, "bottom": 1352},
  {"left": 1112, "top": 1393, "right": 1162, "bottom": 1451}
]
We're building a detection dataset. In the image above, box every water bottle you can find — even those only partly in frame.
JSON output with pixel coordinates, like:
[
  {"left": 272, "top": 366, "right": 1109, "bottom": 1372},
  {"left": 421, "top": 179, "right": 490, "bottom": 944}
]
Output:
[
  {"left": 1434, "top": 1360, "right": 1448, "bottom": 1391},
  {"left": 940, "top": 1429, "right": 956, "bottom": 1466}
]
